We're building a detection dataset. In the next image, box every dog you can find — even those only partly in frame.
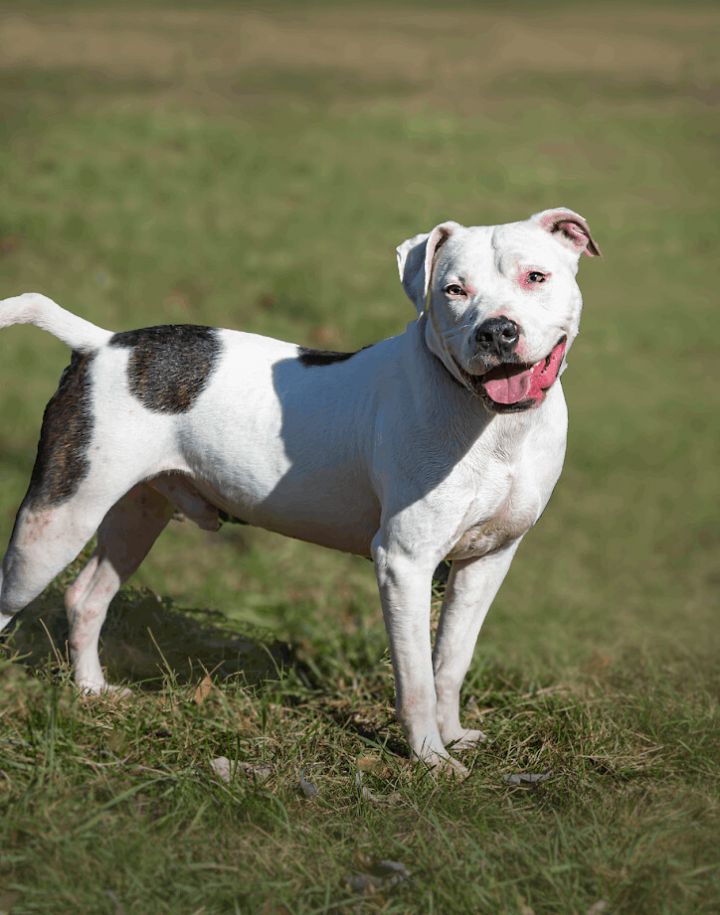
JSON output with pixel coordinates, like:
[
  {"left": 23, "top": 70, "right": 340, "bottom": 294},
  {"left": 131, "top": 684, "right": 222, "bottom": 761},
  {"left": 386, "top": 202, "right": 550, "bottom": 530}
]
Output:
[{"left": 0, "top": 207, "right": 599, "bottom": 774}]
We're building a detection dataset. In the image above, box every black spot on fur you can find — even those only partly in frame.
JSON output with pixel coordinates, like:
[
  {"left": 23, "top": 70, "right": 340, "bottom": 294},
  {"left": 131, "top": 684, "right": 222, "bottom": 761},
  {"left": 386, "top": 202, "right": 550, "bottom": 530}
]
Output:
[
  {"left": 298, "top": 346, "right": 368, "bottom": 366},
  {"left": 23, "top": 351, "right": 94, "bottom": 508},
  {"left": 110, "top": 325, "right": 221, "bottom": 413}
]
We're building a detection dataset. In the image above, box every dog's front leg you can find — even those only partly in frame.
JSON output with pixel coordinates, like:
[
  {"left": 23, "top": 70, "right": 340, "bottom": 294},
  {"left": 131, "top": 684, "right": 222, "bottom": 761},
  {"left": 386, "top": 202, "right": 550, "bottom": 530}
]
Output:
[
  {"left": 372, "top": 536, "right": 466, "bottom": 775},
  {"left": 433, "top": 543, "right": 520, "bottom": 750}
]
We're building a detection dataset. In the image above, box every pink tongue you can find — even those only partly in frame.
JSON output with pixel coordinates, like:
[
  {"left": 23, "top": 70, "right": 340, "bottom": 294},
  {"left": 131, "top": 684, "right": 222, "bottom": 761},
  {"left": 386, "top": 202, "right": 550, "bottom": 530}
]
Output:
[
  {"left": 481, "top": 339, "right": 566, "bottom": 405},
  {"left": 482, "top": 367, "right": 533, "bottom": 404}
]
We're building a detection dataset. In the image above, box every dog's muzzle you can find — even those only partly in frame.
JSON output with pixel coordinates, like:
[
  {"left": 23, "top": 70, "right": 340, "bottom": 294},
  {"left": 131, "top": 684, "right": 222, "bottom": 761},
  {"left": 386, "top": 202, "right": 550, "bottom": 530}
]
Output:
[{"left": 457, "top": 336, "right": 567, "bottom": 413}]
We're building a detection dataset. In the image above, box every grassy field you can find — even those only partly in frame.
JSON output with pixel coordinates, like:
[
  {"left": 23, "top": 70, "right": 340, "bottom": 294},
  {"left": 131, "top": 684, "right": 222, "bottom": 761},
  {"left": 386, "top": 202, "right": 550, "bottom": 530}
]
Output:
[{"left": 0, "top": 1, "right": 718, "bottom": 912}]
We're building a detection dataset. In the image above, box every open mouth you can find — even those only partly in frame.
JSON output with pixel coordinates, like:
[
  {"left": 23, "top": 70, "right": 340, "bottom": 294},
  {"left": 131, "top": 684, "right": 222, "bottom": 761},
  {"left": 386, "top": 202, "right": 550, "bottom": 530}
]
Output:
[{"left": 459, "top": 337, "right": 567, "bottom": 413}]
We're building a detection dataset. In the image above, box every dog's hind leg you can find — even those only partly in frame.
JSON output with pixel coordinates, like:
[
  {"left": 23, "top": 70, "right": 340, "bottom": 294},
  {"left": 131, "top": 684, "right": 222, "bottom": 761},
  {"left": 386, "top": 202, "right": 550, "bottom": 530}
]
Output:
[
  {"left": 0, "top": 499, "right": 105, "bottom": 619},
  {"left": 0, "top": 500, "right": 85, "bottom": 633},
  {"left": 0, "top": 461, "right": 167, "bottom": 618},
  {"left": 63, "top": 484, "right": 174, "bottom": 693},
  {"left": 0, "top": 348, "right": 100, "bottom": 620}
]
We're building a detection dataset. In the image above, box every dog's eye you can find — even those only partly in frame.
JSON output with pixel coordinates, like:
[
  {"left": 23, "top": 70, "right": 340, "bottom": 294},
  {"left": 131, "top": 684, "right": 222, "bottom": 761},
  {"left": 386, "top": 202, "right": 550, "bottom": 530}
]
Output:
[
  {"left": 527, "top": 271, "right": 547, "bottom": 284},
  {"left": 444, "top": 284, "right": 466, "bottom": 297}
]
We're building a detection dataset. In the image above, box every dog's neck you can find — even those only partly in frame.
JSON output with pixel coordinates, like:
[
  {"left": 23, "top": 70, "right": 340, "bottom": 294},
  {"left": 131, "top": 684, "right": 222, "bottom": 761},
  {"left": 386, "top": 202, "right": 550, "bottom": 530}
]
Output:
[
  {"left": 405, "top": 316, "right": 547, "bottom": 459},
  {"left": 419, "top": 307, "right": 470, "bottom": 392}
]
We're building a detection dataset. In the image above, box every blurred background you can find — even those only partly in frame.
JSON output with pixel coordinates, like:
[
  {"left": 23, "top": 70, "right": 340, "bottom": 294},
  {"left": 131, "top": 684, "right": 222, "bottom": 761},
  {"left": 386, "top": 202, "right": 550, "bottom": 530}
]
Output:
[
  {"left": 0, "top": 0, "right": 717, "bottom": 670},
  {"left": 1, "top": 3, "right": 718, "bottom": 911}
]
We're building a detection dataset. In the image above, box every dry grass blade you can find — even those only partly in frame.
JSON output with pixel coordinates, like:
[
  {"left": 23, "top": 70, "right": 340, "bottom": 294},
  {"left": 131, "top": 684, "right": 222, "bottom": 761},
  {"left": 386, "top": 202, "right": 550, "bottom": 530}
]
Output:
[{"left": 193, "top": 673, "right": 213, "bottom": 706}]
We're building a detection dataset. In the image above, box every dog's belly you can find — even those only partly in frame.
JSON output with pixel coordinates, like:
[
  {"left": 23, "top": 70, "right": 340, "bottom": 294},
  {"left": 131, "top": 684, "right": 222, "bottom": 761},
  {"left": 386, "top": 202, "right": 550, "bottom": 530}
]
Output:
[
  {"left": 242, "top": 491, "right": 379, "bottom": 557},
  {"left": 191, "top": 471, "right": 381, "bottom": 557}
]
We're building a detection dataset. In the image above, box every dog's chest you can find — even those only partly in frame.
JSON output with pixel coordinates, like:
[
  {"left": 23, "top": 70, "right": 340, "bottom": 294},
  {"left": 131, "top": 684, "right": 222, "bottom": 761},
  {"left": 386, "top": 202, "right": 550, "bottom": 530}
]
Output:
[{"left": 448, "top": 473, "right": 540, "bottom": 561}]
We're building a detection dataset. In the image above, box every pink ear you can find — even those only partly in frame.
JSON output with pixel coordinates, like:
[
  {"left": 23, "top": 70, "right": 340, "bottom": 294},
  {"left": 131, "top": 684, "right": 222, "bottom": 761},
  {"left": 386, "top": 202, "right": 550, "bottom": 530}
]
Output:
[{"left": 532, "top": 208, "right": 601, "bottom": 257}]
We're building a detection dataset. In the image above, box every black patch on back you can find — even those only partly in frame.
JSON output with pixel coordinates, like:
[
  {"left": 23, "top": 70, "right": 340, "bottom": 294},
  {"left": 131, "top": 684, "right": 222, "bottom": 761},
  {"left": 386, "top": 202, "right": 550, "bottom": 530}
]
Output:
[
  {"left": 24, "top": 351, "right": 95, "bottom": 508},
  {"left": 298, "top": 346, "right": 369, "bottom": 367},
  {"left": 110, "top": 325, "right": 221, "bottom": 413}
]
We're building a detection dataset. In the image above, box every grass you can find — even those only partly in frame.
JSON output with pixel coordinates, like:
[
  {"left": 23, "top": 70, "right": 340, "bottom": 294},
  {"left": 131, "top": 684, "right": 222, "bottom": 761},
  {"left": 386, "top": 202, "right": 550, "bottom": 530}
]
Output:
[{"left": 0, "top": 1, "right": 719, "bottom": 912}]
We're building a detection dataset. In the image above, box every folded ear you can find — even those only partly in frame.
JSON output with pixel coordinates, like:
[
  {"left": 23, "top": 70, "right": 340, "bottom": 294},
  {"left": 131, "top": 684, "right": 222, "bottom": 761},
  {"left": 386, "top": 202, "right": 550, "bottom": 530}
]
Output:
[
  {"left": 530, "top": 208, "right": 601, "bottom": 258},
  {"left": 396, "top": 221, "right": 460, "bottom": 313}
]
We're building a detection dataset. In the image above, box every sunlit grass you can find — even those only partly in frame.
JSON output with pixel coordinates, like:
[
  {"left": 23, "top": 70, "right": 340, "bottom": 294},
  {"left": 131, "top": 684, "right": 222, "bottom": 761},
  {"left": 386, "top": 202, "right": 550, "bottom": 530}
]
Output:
[{"left": 0, "top": 1, "right": 718, "bottom": 911}]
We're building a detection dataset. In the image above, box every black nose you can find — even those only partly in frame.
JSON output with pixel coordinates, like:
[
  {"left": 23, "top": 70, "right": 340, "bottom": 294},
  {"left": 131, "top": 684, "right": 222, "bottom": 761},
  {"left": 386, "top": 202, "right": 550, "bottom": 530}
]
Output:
[{"left": 474, "top": 316, "right": 520, "bottom": 359}]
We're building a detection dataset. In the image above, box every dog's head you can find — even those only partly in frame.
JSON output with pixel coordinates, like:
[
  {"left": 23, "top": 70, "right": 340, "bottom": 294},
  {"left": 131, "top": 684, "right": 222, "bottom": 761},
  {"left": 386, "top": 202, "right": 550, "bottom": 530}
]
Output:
[{"left": 396, "top": 208, "right": 600, "bottom": 412}]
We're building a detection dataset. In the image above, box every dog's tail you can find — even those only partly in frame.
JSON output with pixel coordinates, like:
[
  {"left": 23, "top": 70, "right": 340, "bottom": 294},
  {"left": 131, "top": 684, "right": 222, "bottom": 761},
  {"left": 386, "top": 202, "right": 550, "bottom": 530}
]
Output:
[{"left": 0, "top": 293, "right": 113, "bottom": 353}]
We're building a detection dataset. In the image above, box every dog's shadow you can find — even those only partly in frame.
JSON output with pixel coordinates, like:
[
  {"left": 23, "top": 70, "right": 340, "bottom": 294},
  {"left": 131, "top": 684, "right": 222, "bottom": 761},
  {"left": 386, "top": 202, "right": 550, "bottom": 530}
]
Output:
[{"left": 3, "top": 586, "right": 295, "bottom": 689}]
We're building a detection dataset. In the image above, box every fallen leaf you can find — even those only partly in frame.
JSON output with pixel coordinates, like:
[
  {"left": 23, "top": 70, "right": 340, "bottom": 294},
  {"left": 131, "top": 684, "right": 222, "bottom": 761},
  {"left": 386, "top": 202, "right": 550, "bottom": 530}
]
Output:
[
  {"left": 374, "top": 860, "right": 410, "bottom": 879},
  {"left": 210, "top": 756, "right": 231, "bottom": 783},
  {"left": 344, "top": 859, "right": 410, "bottom": 896},
  {"left": 211, "top": 757, "right": 272, "bottom": 785},
  {"left": 298, "top": 771, "right": 318, "bottom": 798},
  {"left": 193, "top": 674, "right": 213, "bottom": 706},
  {"left": 357, "top": 755, "right": 383, "bottom": 772},
  {"left": 237, "top": 761, "right": 273, "bottom": 784},
  {"left": 503, "top": 770, "right": 553, "bottom": 787}
]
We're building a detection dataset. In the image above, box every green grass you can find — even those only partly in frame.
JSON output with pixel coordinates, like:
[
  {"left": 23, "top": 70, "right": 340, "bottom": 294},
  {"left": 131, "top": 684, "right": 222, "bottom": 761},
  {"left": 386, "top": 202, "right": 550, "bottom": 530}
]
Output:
[{"left": 0, "top": 2, "right": 719, "bottom": 912}]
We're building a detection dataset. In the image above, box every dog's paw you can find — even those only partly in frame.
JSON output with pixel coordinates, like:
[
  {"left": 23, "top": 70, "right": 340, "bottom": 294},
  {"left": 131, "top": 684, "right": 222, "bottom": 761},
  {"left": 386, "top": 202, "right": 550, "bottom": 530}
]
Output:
[
  {"left": 443, "top": 728, "right": 487, "bottom": 752},
  {"left": 103, "top": 683, "right": 132, "bottom": 700},
  {"left": 434, "top": 754, "right": 470, "bottom": 779},
  {"left": 77, "top": 681, "right": 132, "bottom": 700},
  {"left": 420, "top": 752, "right": 469, "bottom": 779}
]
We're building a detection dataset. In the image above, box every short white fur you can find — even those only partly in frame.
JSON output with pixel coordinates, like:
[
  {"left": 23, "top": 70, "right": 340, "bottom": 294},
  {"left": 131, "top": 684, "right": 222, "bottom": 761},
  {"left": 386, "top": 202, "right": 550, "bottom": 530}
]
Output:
[{"left": 0, "top": 208, "right": 598, "bottom": 775}]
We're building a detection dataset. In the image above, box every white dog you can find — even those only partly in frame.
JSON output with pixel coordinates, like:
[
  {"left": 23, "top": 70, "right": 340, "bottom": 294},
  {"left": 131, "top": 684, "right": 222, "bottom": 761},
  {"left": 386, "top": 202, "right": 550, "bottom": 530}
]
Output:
[{"left": 0, "top": 207, "right": 599, "bottom": 773}]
